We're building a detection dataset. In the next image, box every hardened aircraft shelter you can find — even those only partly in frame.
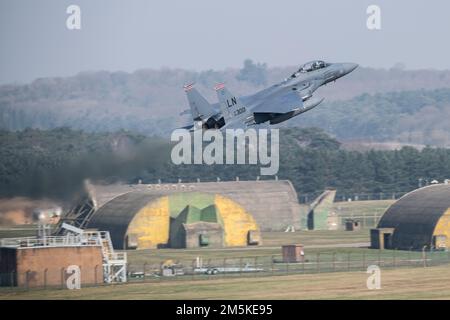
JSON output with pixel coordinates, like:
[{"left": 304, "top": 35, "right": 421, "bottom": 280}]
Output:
[
  {"left": 371, "top": 183, "right": 450, "bottom": 250},
  {"left": 55, "top": 180, "right": 302, "bottom": 250}
]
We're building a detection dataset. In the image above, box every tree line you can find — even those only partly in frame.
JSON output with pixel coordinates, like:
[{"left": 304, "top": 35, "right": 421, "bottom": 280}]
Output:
[{"left": 1, "top": 127, "right": 449, "bottom": 201}]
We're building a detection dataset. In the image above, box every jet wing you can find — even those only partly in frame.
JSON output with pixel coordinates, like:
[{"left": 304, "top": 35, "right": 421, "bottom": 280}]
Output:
[{"left": 252, "top": 90, "right": 303, "bottom": 114}]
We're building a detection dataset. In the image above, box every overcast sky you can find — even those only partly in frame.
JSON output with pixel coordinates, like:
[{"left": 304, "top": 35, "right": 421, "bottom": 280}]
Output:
[{"left": 1, "top": 0, "right": 449, "bottom": 84}]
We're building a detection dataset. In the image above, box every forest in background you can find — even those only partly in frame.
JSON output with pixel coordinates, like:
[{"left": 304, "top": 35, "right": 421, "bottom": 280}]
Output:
[
  {"left": 2, "top": 60, "right": 450, "bottom": 146},
  {"left": 1, "top": 127, "right": 450, "bottom": 201},
  {"left": 2, "top": 61, "right": 450, "bottom": 203}
]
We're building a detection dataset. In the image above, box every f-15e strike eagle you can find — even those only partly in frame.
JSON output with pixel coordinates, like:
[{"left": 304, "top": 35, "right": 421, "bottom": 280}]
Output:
[{"left": 181, "top": 60, "right": 358, "bottom": 131}]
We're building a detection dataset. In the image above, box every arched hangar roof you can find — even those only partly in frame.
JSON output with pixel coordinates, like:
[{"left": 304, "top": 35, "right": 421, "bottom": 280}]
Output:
[
  {"left": 85, "top": 180, "right": 301, "bottom": 232},
  {"left": 377, "top": 184, "right": 450, "bottom": 249},
  {"left": 87, "top": 191, "right": 162, "bottom": 249},
  {"left": 86, "top": 190, "right": 260, "bottom": 249}
]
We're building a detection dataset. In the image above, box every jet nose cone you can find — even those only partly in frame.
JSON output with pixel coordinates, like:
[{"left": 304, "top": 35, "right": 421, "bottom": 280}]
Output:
[{"left": 343, "top": 63, "right": 358, "bottom": 74}]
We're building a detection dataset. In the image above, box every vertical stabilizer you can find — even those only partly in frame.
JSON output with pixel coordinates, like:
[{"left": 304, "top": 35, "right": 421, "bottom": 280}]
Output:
[
  {"left": 184, "top": 83, "right": 212, "bottom": 121},
  {"left": 214, "top": 83, "right": 247, "bottom": 122}
]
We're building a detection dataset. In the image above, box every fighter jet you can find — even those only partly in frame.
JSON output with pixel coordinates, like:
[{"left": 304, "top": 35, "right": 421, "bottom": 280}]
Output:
[{"left": 181, "top": 60, "right": 358, "bottom": 131}]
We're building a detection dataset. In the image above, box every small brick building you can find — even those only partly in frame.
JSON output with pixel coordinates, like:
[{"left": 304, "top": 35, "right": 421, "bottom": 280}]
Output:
[
  {"left": 0, "top": 238, "right": 103, "bottom": 288},
  {"left": 282, "top": 244, "right": 305, "bottom": 263}
]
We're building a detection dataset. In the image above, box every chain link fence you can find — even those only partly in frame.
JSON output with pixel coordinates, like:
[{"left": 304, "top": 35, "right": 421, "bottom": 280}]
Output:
[{"left": 1, "top": 249, "right": 449, "bottom": 291}]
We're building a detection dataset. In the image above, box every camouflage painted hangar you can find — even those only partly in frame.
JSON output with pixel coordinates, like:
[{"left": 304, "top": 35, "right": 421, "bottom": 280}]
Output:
[
  {"left": 57, "top": 180, "right": 302, "bottom": 250},
  {"left": 371, "top": 184, "right": 450, "bottom": 250}
]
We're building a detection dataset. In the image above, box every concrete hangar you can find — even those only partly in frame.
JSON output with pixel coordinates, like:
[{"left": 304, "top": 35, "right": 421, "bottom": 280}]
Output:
[
  {"left": 56, "top": 180, "right": 302, "bottom": 250},
  {"left": 371, "top": 183, "right": 450, "bottom": 250}
]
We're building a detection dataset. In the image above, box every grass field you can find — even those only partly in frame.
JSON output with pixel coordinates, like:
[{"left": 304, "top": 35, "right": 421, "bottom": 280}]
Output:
[
  {"left": 123, "top": 245, "right": 447, "bottom": 276},
  {"left": 126, "top": 230, "right": 370, "bottom": 266},
  {"left": 332, "top": 199, "right": 394, "bottom": 215},
  {"left": 2, "top": 265, "right": 450, "bottom": 299},
  {"left": 332, "top": 200, "right": 394, "bottom": 228},
  {"left": 261, "top": 230, "right": 369, "bottom": 246}
]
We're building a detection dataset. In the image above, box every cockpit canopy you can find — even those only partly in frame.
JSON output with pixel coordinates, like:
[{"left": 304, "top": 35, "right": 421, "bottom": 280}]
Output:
[{"left": 290, "top": 60, "right": 329, "bottom": 78}]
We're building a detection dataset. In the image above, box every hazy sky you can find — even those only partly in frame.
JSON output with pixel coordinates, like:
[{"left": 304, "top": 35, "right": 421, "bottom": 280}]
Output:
[{"left": 1, "top": 0, "right": 449, "bottom": 84}]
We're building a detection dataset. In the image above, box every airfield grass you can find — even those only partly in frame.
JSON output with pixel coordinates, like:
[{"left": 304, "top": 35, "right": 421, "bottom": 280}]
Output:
[
  {"left": 123, "top": 246, "right": 445, "bottom": 276},
  {"left": 332, "top": 200, "right": 394, "bottom": 215},
  {"left": 261, "top": 229, "right": 369, "bottom": 246},
  {"left": 0, "top": 227, "right": 372, "bottom": 267},
  {"left": 2, "top": 264, "right": 450, "bottom": 299},
  {"left": 332, "top": 199, "right": 394, "bottom": 227},
  {"left": 126, "top": 230, "right": 370, "bottom": 266},
  {"left": 121, "top": 228, "right": 447, "bottom": 278}
]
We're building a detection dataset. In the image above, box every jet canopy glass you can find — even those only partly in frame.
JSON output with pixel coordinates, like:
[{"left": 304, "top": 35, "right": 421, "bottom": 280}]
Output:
[{"left": 290, "top": 60, "right": 329, "bottom": 78}]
